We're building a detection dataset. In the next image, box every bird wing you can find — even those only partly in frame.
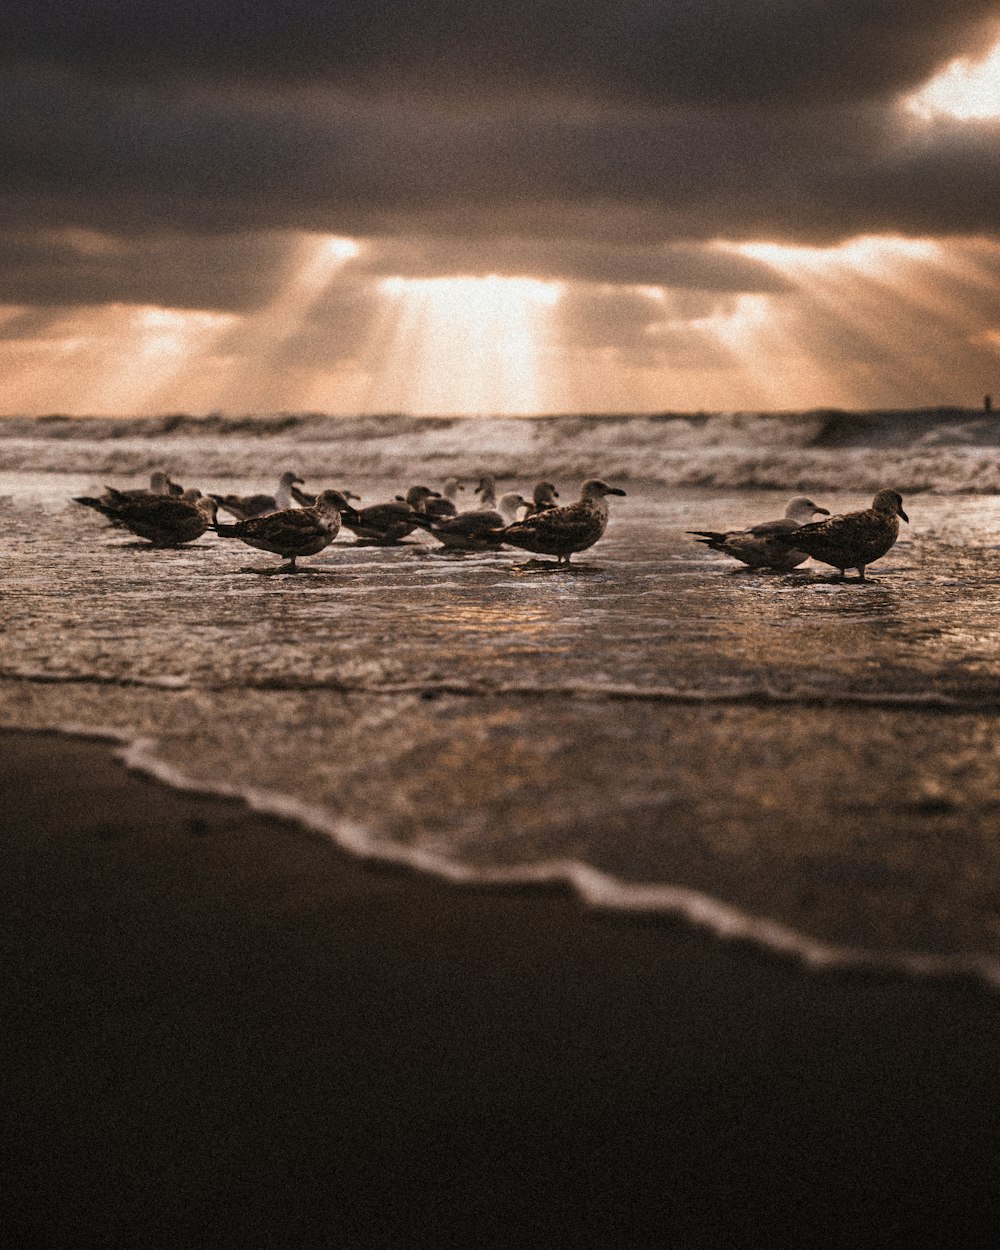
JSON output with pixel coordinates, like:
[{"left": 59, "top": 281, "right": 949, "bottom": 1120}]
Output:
[
  {"left": 435, "top": 510, "right": 505, "bottom": 536},
  {"left": 365, "top": 502, "right": 414, "bottom": 521},
  {"left": 747, "top": 517, "right": 800, "bottom": 537},
  {"left": 120, "top": 497, "right": 197, "bottom": 524},
  {"left": 238, "top": 508, "right": 324, "bottom": 541},
  {"left": 510, "top": 501, "right": 596, "bottom": 545}
]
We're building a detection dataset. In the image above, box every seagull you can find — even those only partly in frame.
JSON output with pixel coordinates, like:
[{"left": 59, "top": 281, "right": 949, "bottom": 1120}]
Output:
[
  {"left": 209, "top": 470, "right": 303, "bottom": 520},
  {"left": 769, "top": 489, "right": 909, "bottom": 581},
  {"left": 73, "top": 471, "right": 183, "bottom": 520},
  {"left": 215, "top": 490, "right": 353, "bottom": 572},
  {"left": 523, "top": 481, "right": 560, "bottom": 517},
  {"left": 474, "top": 475, "right": 498, "bottom": 509},
  {"left": 74, "top": 490, "right": 218, "bottom": 546},
  {"left": 290, "top": 484, "right": 360, "bottom": 507},
  {"left": 115, "top": 471, "right": 184, "bottom": 499},
  {"left": 412, "top": 492, "right": 529, "bottom": 551},
  {"left": 497, "top": 479, "right": 626, "bottom": 565},
  {"left": 687, "top": 496, "right": 831, "bottom": 570},
  {"left": 338, "top": 485, "right": 441, "bottom": 545},
  {"left": 392, "top": 483, "right": 453, "bottom": 515},
  {"left": 416, "top": 477, "right": 465, "bottom": 519}
]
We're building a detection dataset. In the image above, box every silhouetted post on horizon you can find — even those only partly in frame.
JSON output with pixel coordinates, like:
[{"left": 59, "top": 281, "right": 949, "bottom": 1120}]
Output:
[{"left": 985, "top": 393, "right": 993, "bottom": 414}]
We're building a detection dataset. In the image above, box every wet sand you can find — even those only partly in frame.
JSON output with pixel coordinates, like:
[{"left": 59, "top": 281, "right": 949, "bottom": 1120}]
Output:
[{"left": 4, "top": 727, "right": 1000, "bottom": 1249}]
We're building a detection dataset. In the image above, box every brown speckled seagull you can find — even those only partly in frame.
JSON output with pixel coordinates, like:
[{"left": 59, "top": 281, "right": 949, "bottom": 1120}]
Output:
[
  {"left": 687, "top": 496, "right": 830, "bottom": 570},
  {"left": 770, "top": 489, "right": 908, "bottom": 581},
  {"left": 76, "top": 490, "right": 218, "bottom": 546},
  {"left": 411, "top": 491, "right": 528, "bottom": 551},
  {"left": 523, "top": 481, "right": 560, "bottom": 517},
  {"left": 215, "top": 490, "right": 352, "bottom": 572},
  {"left": 339, "top": 486, "right": 440, "bottom": 544},
  {"left": 497, "top": 478, "right": 626, "bottom": 565},
  {"left": 423, "top": 477, "right": 465, "bottom": 518},
  {"left": 210, "top": 470, "right": 303, "bottom": 520},
  {"left": 73, "top": 471, "right": 183, "bottom": 523}
]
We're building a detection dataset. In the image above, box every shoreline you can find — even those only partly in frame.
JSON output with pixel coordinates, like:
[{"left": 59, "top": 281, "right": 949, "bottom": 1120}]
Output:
[{"left": 4, "top": 728, "right": 1000, "bottom": 1247}]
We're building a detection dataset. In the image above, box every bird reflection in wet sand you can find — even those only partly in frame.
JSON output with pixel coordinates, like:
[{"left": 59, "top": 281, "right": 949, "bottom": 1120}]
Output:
[
  {"left": 687, "top": 496, "right": 831, "bottom": 571},
  {"left": 215, "top": 490, "right": 352, "bottom": 573},
  {"left": 771, "top": 489, "right": 909, "bottom": 581},
  {"left": 498, "top": 478, "right": 626, "bottom": 566}
]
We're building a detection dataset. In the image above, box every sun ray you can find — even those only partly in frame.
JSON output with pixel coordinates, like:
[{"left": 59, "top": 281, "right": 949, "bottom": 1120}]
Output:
[
  {"left": 365, "top": 275, "right": 562, "bottom": 416},
  {"left": 722, "top": 237, "right": 1000, "bottom": 408},
  {"left": 204, "top": 234, "right": 361, "bottom": 414}
]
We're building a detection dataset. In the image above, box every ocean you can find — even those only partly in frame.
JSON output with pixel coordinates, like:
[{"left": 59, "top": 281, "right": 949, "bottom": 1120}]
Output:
[{"left": 3, "top": 408, "right": 1000, "bottom": 989}]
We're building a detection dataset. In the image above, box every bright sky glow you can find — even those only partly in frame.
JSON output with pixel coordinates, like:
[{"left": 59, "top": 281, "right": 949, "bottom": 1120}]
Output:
[
  {"left": 365, "top": 275, "right": 562, "bottom": 415},
  {"left": 739, "top": 237, "right": 941, "bottom": 274},
  {"left": 0, "top": 229, "right": 997, "bottom": 417},
  {"left": 906, "top": 35, "right": 1000, "bottom": 120}
]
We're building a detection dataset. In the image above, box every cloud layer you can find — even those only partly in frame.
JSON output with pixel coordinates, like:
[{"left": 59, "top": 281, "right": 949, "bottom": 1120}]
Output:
[{"left": 1, "top": 3, "right": 998, "bottom": 411}]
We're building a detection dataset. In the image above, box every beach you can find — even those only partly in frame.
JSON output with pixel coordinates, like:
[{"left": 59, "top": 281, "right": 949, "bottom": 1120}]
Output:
[
  {"left": 4, "top": 726, "right": 1000, "bottom": 1248},
  {"left": 4, "top": 421, "right": 1000, "bottom": 1243}
]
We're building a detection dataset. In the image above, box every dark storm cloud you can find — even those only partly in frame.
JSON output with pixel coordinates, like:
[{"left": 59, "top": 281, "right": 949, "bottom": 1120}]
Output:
[
  {"left": 3, "top": 2, "right": 998, "bottom": 107},
  {"left": 3, "top": 64, "right": 1000, "bottom": 248},
  {"left": 1, "top": 3, "right": 999, "bottom": 319},
  {"left": 0, "top": 229, "right": 294, "bottom": 310},
  {"left": 352, "top": 237, "right": 790, "bottom": 292}
]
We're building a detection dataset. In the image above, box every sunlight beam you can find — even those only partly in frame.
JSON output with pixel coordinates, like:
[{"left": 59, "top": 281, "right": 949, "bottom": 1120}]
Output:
[{"left": 367, "top": 275, "right": 561, "bottom": 416}]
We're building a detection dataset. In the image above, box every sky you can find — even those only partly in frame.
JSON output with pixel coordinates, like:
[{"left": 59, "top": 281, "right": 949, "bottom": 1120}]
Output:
[{"left": 2, "top": 2, "right": 1000, "bottom": 417}]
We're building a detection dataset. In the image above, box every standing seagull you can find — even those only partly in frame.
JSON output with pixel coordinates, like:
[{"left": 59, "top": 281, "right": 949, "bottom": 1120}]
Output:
[
  {"left": 769, "top": 489, "right": 909, "bottom": 581},
  {"left": 523, "top": 481, "right": 560, "bottom": 517},
  {"left": 73, "top": 471, "right": 183, "bottom": 520},
  {"left": 339, "top": 486, "right": 440, "bottom": 544},
  {"left": 497, "top": 479, "right": 626, "bottom": 565},
  {"left": 411, "top": 492, "right": 529, "bottom": 551},
  {"left": 687, "top": 496, "right": 830, "bottom": 571},
  {"left": 210, "top": 471, "right": 303, "bottom": 520},
  {"left": 74, "top": 490, "right": 218, "bottom": 546},
  {"left": 215, "top": 490, "right": 352, "bottom": 572},
  {"left": 473, "top": 475, "right": 498, "bottom": 509},
  {"left": 423, "top": 477, "right": 465, "bottom": 518}
]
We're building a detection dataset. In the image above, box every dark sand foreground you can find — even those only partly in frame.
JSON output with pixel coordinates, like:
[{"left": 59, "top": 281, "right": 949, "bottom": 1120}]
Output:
[{"left": 3, "top": 729, "right": 1000, "bottom": 1249}]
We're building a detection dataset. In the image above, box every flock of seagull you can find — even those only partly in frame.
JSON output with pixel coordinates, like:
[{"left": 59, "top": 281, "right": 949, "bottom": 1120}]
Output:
[
  {"left": 73, "top": 472, "right": 627, "bottom": 571},
  {"left": 73, "top": 470, "right": 909, "bottom": 581}
]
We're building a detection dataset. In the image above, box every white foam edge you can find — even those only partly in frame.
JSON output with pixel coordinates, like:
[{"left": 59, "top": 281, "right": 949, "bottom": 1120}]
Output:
[
  {"left": 6, "top": 716, "right": 1000, "bottom": 994},
  {"left": 2, "top": 666, "right": 996, "bottom": 710}
]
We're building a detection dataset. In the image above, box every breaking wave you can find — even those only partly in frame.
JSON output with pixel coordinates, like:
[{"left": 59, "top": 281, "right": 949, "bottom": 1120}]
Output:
[{"left": 3, "top": 407, "right": 1000, "bottom": 493}]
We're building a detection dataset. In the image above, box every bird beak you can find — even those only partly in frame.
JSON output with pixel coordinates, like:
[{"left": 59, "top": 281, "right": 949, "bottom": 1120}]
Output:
[
  {"left": 608, "top": 488, "right": 627, "bottom": 496},
  {"left": 899, "top": 507, "right": 909, "bottom": 523},
  {"left": 815, "top": 507, "right": 830, "bottom": 516}
]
